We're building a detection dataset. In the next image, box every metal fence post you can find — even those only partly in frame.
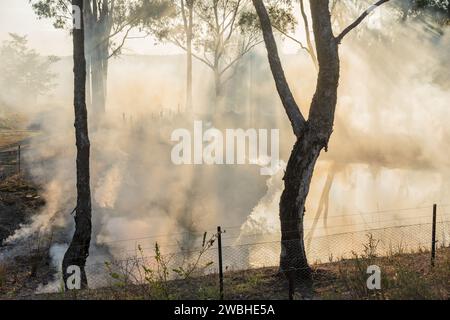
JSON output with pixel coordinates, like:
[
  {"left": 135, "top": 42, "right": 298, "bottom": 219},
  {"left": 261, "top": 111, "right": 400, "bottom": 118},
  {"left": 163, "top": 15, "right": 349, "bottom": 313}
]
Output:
[
  {"left": 217, "top": 226, "right": 224, "bottom": 300},
  {"left": 288, "top": 272, "right": 295, "bottom": 300},
  {"left": 431, "top": 204, "right": 437, "bottom": 267},
  {"left": 17, "top": 145, "right": 21, "bottom": 175}
]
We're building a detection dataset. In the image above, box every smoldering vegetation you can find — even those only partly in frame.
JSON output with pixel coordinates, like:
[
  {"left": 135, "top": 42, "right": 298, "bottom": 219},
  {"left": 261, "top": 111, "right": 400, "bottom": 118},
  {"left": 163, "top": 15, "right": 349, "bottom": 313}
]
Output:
[{"left": 1, "top": 1, "right": 450, "bottom": 291}]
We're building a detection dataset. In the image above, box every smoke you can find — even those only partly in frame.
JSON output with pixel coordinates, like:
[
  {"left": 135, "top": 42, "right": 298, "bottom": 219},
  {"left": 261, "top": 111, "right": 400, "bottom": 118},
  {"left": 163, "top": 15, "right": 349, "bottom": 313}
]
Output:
[{"left": 1, "top": 1, "right": 450, "bottom": 290}]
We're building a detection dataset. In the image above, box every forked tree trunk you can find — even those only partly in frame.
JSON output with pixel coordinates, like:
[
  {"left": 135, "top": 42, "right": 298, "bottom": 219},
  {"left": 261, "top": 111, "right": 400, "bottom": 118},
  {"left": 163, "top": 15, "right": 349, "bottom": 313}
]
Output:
[
  {"left": 62, "top": 0, "right": 92, "bottom": 290},
  {"left": 253, "top": 0, "right": 339, "bottom": 282}
]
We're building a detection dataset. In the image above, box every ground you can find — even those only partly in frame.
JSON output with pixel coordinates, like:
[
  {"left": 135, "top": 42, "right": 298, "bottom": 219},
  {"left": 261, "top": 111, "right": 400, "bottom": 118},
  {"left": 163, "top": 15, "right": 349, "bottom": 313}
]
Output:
[
  {"left": 0, "top": 175, "right": 448, "bottom": 300},
  {"left": 20, "top": 247, "right": 450, "bottom": 300},
  {"left": 0, "top": 175, "right": 45, "bottom": 242},
  {"left": 0, "top": 175, "right": 49, "bottom": 298}
]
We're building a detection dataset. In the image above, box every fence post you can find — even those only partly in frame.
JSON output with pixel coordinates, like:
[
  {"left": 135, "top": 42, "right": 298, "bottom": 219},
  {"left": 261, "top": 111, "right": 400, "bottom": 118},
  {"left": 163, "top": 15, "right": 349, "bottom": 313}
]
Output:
[
  {"left": 17, "top": 145, "right": 21, "bottom": 175},
  {"left": 431, "top": 204, "right": 437, "bottom": 267},
  {"left": 217, "top": 226, "right": 224, "bottom": 300},
  {"left": 288, "top": 272, "right": 295, "bottom": 300}
]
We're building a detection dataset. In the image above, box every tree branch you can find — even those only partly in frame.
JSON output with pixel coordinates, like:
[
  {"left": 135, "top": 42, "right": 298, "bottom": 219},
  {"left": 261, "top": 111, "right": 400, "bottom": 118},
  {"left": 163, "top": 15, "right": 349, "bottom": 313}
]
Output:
[
  {"left": 252, "top": 0, "right": 306, "bottom": 137},
  {"left": 299, "top": 0, "right": 318, "bottom": 70},
  {"left": 335, "top": 0, "right": 391, "bottom": 43}
]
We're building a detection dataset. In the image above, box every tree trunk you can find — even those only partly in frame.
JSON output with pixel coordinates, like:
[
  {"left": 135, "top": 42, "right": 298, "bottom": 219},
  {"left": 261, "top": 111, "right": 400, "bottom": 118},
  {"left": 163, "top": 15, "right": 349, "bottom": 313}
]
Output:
[
  {"left": 213, "top": 66, "right": 226, "bottom": 114},
  {"left": 299, "top": 0, "right": 318, "bottom": 70},
  {"left": 90, "top": 26, "right": 108, "bottom": 120},
  {"left": 83, "top": 1, "right": 111, "bottom": 123},
  {"left": 282, "top": 0, "right": 339, "bottom": 281},
  {"left": 186, "top": 6, "right": 194, "bottom": 112},
  {"left": 279, "top": 132, "right": 322, "bottom": 280},
  {"left": 253, "top": 0, "right": 340, "bottom": 282},
  {"left": 91, "top": 53, "right": 106, "bottom": 117},
  {"left": 214, "top": 67, "right": 222, "bottom": 98},
  {"left": 62, "top": 0, "right": 92, "bottom": 290},
  {"left": 186, "top": 37, "right": 193, "bottom": 112}
]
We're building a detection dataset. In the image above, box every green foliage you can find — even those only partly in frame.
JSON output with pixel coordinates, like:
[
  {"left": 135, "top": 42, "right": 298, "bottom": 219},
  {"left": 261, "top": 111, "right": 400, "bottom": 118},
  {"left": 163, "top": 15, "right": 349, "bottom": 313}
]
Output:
[
  {"left": 0, "top": 34, "right": 59, "bottom": 100},
  {"left": 142, "top": 0, "right": 296, "bottom": 74},
  {"left": 29, "top": 0, "right": 174, "bottom": 58},
  {"left": 105, "top": 232, "right": 217, "bottom": 300},
  {"left": 29, "top": 0, "right": 70, "bottom": 29},
  {"left": 172, "top": 232, "right": 216, "bottom": 279},
  {"left": 239, "top": 2, "right": 296, "bottom": 35},
  {"left": 415, "top": 0, "right": 449, "bottom": 11}
]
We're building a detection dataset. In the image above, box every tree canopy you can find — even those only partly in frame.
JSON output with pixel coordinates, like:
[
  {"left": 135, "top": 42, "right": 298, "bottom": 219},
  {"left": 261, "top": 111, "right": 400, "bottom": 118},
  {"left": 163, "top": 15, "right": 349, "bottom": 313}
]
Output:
[{"left": 0, "top": 33, "right": 59, "bottom": 102}]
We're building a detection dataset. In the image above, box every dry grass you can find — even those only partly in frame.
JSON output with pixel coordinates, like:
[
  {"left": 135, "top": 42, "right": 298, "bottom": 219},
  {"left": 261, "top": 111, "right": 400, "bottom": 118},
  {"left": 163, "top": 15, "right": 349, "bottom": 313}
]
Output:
[
  {"left": 0, "top": 264, "right": 6, "bottom": 288},
  {"left": 0, "top": 131, "right": 38, "bottom": 150},
  {"left": 32, "top": 247, "right": 449, "bottom": 301}
]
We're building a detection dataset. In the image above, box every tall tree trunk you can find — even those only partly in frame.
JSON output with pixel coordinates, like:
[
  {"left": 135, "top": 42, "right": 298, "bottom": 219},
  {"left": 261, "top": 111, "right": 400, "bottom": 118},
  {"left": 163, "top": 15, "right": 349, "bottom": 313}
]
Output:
[
  {"left": 91, "top": 51, "right": 106, "bottom": 118},
  {"left": 253, "top": 0, "right": 339, "bottom": 282},
  {"left": 85, "top": 59, "right": 92, "bottom": 108},
  {"left": 299, "top": 0, "right": 318, "bottom": 70},
  {"left": 186, "top": 35, "right": 193, "bottom": 112},
  {"left": 84, "top": 1, "right": 111, "bottom": 124},
  {"left": 282, "top": 0, "right": 339, "bottom": 281},
  {"left": 212, "top": 66, "right": 224, "bottom": 114},
  {"left": 279, "top": 133, "right": 322, "bottom": 280},
  {"left": 186, "top": 6, "right": 194, "bottom": 112},
  {"left": 90, "top": 26, "right": 108, "bottom": 120},
  {"left": 214, "top": 67, "right": 222, "bottom": 98},
  {"left": 62, "top": 0, "right": 92, "bottom": 290}
]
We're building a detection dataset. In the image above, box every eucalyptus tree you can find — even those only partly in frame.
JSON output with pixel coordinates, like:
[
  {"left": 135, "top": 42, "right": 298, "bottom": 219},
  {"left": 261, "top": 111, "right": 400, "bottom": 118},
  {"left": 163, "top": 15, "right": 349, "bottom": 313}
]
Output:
[
  {"left": 29, "top": 0, "right": 171, "bottom": 120},
  {"left": 62, "top": 0, "right": 92, "bottom": 289},
  {"left": 141, "top": 0, "right": 296, "bottom": 113},
  {"left": 0, "top": 34, "right": 59, "bottom": 105},
  {"left": 252, "top": 0, "right": 391, "bottom": 281}
]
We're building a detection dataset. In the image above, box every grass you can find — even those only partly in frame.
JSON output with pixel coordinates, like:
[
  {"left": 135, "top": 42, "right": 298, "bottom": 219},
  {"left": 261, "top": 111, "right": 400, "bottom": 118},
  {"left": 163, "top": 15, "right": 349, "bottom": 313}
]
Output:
[
  {"left": 0, "top": 264, "right": 6, "bottom": 288},
  {"left": 325, "top": 248, "right": 449, "bottom": 299},
  {"left": 0, "top": 108, "right": 36, "bottom": 149},
  {"left": 30, "top": 246, "right": 449, "bottom": 301}
]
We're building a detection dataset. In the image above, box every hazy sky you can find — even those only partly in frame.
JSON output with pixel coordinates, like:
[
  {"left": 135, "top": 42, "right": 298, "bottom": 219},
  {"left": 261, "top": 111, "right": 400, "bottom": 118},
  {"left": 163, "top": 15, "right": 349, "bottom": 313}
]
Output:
[
  {"left": 0, "top": 0, "right": 72, "bottom": 56},
  {"left": 0, "top": 0, "right": 186, "bottom": 56},
  {"left": 0, "top": 0, "right": 301, "bottom": 57}
]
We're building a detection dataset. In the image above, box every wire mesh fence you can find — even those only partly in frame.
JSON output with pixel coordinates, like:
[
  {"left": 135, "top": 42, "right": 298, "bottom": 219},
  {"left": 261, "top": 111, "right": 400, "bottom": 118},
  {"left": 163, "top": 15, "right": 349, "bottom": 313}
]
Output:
[
  {"left": 2, "top": 206, "right": 449, "bottom": 298},
  {"left": 73, "top": 217, "right": 450, "bottom": 292},
  {"left": 0, "top": 144, "right": 21, "bottom": 179}
]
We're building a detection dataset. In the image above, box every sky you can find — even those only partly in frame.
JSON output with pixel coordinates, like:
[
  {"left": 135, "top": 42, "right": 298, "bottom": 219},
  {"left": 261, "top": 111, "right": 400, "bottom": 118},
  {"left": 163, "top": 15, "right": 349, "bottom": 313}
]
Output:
[
  {"left": 0, "top": 0, "right": 185, "bottom": 56},
  {"left": 0, "top": 0, "right": 72, "bottom": 56},
  {"left": 0, "top": 0, "right": 302, "bottom": 57}
]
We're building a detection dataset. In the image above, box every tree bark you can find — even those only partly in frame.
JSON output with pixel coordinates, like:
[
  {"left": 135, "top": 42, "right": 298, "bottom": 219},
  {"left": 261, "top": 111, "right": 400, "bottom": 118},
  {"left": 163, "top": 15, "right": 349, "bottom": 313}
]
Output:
[
  {"left": 186, "top": 34, "right": 193, "bottom": 112},
  {"left": 91, "top": 49, "right": 106, "bottom": 117},
  {"left": 214, "top": 67, "right": 222, "bottom": 98},
  {"left": 279, "top": 133, "right": 322, "bottom": 280},
  {"left": 282, "top": 0, "right": 339, "bottom": 281},
  {"left": 62, "top": 0, "right": 92, "bottom": 290},
  {"left": 299, "top": 0, "right": 318, "bottom": 70},
  {"left": 253, "top": 0, "right": 340, "bottom": 282},
  {"left": 186, "top": 2, "right": 194, "bottom": 112},
  {"left": 84, "top": 0, "right": 112, "bottom": 122},
  {"left": 213, "top": 65, "right": 225, "bottom": 114}
]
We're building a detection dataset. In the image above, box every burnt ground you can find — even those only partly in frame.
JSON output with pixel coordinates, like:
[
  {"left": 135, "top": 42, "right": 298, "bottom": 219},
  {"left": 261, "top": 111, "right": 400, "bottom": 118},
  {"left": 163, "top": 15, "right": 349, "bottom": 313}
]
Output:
[
  {"left": 0, "top": 175, "right": 52, "bottom": 299},
  {"left": 0, "top": 169, "right": 448, "bottom": 300},
  {"left": 0, "top": 175, "right": 45, "bottom": 243}
]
